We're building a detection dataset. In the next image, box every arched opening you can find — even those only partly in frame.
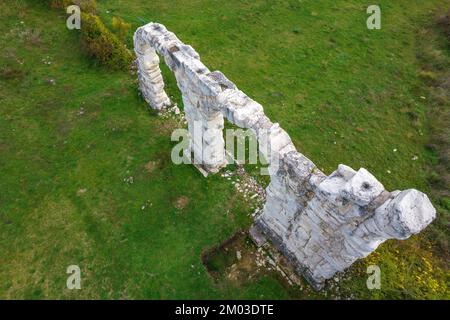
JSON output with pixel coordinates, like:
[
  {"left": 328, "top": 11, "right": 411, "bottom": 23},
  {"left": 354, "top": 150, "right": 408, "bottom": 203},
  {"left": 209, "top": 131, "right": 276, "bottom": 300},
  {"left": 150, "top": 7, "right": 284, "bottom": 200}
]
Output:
[{"left": 134, "top": 41, "right": 171, "bottom": 111}]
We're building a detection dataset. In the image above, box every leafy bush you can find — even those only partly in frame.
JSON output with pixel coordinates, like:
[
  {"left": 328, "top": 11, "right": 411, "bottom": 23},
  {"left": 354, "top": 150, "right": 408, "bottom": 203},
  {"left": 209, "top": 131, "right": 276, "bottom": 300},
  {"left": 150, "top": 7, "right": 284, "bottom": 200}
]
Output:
[
  {"left": 111, "top": 16, "right": 132, "bottom": 43},
  {"left": 47, "top": 1, "right": 132, "bottom": 70},
  {"left": 80, "top": 13, "right": 133, "bottom": 70}
]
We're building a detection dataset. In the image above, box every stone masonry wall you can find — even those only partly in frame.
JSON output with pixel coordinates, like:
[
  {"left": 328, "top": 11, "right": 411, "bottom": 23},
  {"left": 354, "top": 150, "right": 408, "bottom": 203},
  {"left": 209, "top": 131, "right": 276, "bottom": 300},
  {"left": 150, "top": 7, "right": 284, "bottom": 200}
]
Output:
[{"left": 134, "top": 22, "right": 437, "bottom": 289}]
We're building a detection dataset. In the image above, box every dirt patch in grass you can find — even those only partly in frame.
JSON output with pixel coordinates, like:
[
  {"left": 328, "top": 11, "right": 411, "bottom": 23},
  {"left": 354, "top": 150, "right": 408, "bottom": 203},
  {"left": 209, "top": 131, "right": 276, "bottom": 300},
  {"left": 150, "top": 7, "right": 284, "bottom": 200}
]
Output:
[
  {"left": 154, "top": 117, "right": 178, "bottom": 136},
  {"left": 174, "top": 196, "right": 189, "bottom": 210},
  {"left": 21, "top": 28, "right": 43, "bottom": 47},
  {"left": 201, "top": 230, "right": 323, "bottom": 297},
  {"left": 0, "top": 64, "right": 24, "bottom": 81},
  {"left": 144, "top": 160, "right": 160, "bottom": 175},
  {"left": 201, "top": 231, "right": 269, "bottom": 286}
]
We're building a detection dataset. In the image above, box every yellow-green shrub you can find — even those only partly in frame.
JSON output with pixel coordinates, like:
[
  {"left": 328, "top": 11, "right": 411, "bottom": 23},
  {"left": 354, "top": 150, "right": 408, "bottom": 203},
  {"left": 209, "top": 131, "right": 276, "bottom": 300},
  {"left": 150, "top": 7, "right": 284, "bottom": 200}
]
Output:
[
  {"left": 111, "top": 16, "right": 132, "bottom": 43},
  {"left": 80, "top": 13, "right": 133, "bottom": 70}
]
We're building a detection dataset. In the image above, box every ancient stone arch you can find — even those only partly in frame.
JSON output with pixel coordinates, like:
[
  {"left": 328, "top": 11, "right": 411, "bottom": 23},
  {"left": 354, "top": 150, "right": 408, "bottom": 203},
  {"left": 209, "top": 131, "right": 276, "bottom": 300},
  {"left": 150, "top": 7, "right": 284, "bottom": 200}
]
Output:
[{"left": 134, "top": 23, "right": 436, "bottom": 289}]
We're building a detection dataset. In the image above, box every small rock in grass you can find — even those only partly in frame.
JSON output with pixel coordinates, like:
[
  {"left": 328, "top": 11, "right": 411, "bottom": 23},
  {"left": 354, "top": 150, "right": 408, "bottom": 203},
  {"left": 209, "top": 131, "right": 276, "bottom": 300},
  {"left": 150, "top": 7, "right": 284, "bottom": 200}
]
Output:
[{"left": 77, "top": 188, "right": 87, "bottom": 196}]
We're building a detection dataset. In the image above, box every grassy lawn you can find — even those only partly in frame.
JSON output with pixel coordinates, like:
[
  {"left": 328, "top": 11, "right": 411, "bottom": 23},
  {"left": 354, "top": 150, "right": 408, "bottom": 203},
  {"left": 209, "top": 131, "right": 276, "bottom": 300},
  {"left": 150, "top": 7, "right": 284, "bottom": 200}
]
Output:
[{"left": 0, "top": 0, "right": 448, "bottom": 299}]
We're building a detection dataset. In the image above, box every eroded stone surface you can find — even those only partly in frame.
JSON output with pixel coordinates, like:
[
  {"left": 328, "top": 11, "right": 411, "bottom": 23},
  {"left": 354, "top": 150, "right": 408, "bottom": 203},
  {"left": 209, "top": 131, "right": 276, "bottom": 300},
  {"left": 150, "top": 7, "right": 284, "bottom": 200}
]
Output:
[{"left": 134, "top": 22, "right": 436, "bottom": 289}]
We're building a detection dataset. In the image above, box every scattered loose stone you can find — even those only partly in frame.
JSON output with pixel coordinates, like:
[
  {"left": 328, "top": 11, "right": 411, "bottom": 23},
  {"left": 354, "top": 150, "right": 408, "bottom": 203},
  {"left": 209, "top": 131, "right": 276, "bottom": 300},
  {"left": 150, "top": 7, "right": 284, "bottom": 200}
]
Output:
[{"left": 124, "top": 176, "right": 134, "bottom": 184}]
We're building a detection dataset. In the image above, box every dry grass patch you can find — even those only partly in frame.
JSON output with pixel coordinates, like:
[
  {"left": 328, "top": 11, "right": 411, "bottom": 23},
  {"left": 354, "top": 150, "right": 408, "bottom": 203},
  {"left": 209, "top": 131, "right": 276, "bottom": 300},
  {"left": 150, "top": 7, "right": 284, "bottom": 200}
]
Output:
[
  {"left": 144, "top": 160, "right": 160, "bottom": 175},
  {"left": 174, "top": 196, "right": 189, "bottom": 210}
]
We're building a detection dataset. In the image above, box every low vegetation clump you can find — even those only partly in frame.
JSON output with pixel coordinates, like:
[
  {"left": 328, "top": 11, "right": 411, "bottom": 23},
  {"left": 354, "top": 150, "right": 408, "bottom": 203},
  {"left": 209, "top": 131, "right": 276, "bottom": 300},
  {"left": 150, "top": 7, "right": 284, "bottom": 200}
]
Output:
[
  {"left": 111, "top": 16, "right": 132, "bottom": 43},
  {"left": 80, "top": 13, "right": 133, "bottom": 70},
  {"left": 48, "top": 0, "right": 132, "bottom": 70}
]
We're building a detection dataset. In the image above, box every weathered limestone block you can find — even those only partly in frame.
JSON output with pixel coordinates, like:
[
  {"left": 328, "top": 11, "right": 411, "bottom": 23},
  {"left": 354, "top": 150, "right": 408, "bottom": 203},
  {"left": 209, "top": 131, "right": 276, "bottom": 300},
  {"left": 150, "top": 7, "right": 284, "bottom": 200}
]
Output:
[
  {"left": 342, "top": 168, "right": 385, "bottom": 207},
  {"left": 255, "top": 161, "right": 436, "bottom": 288},
  {"left": 134, "top": 22, "right": 437, "bottom": 290},
  {"left": 134, "top": 34, "right": 171, "bottom": 110},
  {"left": 218, "top": 89, "right": 265, "bottom": 129}
]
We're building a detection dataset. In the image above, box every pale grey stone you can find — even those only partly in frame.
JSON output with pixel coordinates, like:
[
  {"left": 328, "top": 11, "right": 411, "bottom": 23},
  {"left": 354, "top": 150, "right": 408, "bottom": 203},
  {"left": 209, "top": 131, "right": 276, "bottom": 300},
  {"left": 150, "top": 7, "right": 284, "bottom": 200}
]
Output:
[
  {"left": 342, "top": 168, "right": 384, "bottom": 206},
  {"left": 134, "top": 22, "right": 436, "bottom": 290}
]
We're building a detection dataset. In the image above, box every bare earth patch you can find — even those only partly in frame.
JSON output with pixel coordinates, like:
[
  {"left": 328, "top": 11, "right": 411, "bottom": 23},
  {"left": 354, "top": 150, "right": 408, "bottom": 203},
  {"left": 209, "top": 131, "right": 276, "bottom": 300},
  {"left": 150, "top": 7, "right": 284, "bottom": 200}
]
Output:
[
  {"left": 174, "top": 196, "right": 189, "bottom": 210},
  {"left": 144, "top": 160, "right": 160, "bottom": 174}
]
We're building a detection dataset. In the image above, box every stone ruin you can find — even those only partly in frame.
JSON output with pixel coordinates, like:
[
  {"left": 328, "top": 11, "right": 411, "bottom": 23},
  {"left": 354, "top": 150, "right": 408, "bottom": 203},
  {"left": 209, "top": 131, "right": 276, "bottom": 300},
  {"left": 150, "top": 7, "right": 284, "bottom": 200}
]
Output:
[{"left": 133, "top": 23, "right": 437, "bottom": 289}]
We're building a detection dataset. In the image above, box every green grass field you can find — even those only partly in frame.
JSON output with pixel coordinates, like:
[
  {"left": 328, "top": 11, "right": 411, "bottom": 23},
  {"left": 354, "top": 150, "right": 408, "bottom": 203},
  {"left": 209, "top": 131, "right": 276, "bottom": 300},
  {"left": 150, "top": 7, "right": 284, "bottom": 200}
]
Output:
[{"left": 0, "top": 0, "right": 448, "bottom": 299}]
